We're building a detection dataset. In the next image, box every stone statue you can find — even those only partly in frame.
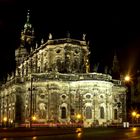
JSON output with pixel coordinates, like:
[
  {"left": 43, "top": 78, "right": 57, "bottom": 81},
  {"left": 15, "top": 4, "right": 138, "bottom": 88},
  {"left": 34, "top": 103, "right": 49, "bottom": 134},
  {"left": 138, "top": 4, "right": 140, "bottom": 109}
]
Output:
[
  {"left": 67, "top": 32, "right": 70, "bottom": 38},
  {"left": 49, "top": 33, "right": 52, "bottom": 40},
  {"left": 83, "top": 34, "right": 86, "bottom": 40},
  {"left": 41, "top": 38, "right": 44, "bottom": 44},
  {"left": 93, "top": 63, "right": 99, "bottom": 72},
  {"left": 30, "top": 47, "right": 33, "bottom": 52},
  {"left": 35, "top": 43, "right": 38, "bottom": 49},
  {"left": 39, "top": 102, "right": 46, "bottom": 119},
  {"left": 7, "top": 74, "right": 10, "bottom": 81},
  {"left": 85, "top": 59, "right": 90, "bottom": 73}
]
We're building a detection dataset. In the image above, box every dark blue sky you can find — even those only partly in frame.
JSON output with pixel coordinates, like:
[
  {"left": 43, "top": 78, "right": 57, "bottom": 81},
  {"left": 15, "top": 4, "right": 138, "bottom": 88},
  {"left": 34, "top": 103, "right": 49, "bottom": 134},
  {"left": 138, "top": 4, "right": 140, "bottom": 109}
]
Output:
[{"left": 0, "top": 1, "right": 140, "bottom": 79}]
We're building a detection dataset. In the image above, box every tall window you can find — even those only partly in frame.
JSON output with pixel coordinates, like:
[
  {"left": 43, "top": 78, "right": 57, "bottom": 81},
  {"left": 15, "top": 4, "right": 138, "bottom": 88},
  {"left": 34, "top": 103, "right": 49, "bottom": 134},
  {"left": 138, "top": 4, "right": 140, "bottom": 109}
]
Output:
[
  {"left": 61, "top": 107, "right": 66, "bottom": 119},
  {"left": 70, "top": 108, "right": 75, "bottom": 116},
  {"left": 85, "top": 106, "right": 92, "bottom": 119},
  {"left": 100, "top": 106, "right": 104, "bottom": 119},
  {"left": 114, "top": 109, "right": 118, "bottom": 120}
]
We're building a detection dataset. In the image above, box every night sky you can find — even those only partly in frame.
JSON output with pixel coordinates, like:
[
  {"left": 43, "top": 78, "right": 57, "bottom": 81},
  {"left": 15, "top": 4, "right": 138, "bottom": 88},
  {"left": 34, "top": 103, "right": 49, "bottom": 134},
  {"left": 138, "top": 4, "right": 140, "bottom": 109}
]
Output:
[{"left": 0, "top": 1, "right": 140, "bottom": 80}]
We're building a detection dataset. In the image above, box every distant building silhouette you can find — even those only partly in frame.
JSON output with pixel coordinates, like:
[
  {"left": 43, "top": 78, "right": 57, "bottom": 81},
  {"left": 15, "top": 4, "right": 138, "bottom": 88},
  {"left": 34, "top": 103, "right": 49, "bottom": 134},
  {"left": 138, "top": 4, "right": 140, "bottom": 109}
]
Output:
[{"left": 111, "top": 52, "right": 120, "bottom": 80}]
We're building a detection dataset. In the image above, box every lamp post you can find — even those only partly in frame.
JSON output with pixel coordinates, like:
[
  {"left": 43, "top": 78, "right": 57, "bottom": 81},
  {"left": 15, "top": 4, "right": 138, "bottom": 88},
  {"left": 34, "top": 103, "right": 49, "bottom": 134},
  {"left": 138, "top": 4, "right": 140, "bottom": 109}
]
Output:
[
  {"left": 124, "top": 75, "right": 132, "bottom": 123},
  {"left": 76, "top": 114, "right": 82, "bottom": 124},
  {"left": 29, "top": 75, "right": 33, "bottom": 128},
  {"left": 136, "top": 114, "right": 140, "bottom": 124},
  {"left": 29, "top": 57, "right": 34, "bottom": 128},
  {"left": 94, "top": 93, "right": 95, "bottom": 123},
  {"left": 132, "top": 111, "right": 136, "bottom": 127},
  {"left": 3, "top": 117, "right": 7, "bottom": 127}
]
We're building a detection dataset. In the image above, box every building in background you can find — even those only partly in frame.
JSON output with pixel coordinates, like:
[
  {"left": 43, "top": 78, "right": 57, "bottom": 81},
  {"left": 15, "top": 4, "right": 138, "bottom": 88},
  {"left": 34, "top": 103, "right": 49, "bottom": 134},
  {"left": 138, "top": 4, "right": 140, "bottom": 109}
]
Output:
[
  {"left": 0, "top": 11, "right": 127, "bottom": 127},
  {"left": 126, "top": 71, "right": 140, "bottom": 116}
]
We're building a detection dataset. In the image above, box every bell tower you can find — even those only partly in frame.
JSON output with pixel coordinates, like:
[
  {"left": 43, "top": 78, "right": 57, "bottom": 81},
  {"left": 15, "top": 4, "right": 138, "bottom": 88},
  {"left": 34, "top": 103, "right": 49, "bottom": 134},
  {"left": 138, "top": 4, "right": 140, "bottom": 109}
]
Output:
[
  {"left": 112, "top": 51, "right": 120, "bottom": 79},
  {"left": 15, "top": 10, "right": 35, "bottom": 66},
  {"left": 21, "top": 10, "right": 35, "bottom": 52}
]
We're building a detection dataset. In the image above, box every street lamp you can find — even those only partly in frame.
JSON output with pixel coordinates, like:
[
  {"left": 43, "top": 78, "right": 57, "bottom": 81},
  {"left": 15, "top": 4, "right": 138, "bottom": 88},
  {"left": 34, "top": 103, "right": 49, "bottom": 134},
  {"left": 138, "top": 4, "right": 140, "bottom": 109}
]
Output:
[
  {"left": 3, "top": 117, "right": 7, "bottom": 122},
  {"left": 136, "top": 114, "right": 140, "bottom": 124},
  {"left": 29, "top": 75, "right": 33, "bottom": 128},
  {"left": 124, "top": 75, "right": 131, "bottom": 82},
  {"left": 132, "top": 111, "right": 137, "bottom": 127},
  {"left": 3, "top": 117, "right": 7, "bottom": 127},
  {"left": 32, "top": 115, "right": 36, "bottom": 121},
  {"left": 132, "top": 111, "right": 136, "bottom": 117},
  {"left": 76, "top": 113, "right": 82, "bottom": 127},
  {"left": 124, "top": 74, "right": 133, "bottom": 124},
  {"left": 32, "top": 115, "right": 37, "bottom": 127},
  {"left": 76, "top": 114, "right": 82, "bottom": 120}
]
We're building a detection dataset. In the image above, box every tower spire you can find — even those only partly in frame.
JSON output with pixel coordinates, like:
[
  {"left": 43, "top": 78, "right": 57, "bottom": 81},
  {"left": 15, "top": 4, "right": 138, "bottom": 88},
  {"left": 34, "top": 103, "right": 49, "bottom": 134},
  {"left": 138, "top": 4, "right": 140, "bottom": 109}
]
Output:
[
  {"left": 15, "top": 10, "right": 35, "bottom": 66},
  {"left": 26, "top": 9, "right": 30, "bottom": 22},
  {"left": 21, "top": 9, "right": 35, "bottom": 46},
  {"left": 23, "top": 9, "right": 32, "bottom": 35},
  {"left": 112, "top": 50, "right": 120, "bottom": 79}
]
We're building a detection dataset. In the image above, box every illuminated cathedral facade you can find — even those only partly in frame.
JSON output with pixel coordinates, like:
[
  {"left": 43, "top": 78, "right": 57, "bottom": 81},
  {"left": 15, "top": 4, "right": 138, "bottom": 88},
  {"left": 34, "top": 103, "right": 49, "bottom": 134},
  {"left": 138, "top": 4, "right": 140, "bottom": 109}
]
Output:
[{"left": 0, "top": 11, "right": 127, "bottom": 127}]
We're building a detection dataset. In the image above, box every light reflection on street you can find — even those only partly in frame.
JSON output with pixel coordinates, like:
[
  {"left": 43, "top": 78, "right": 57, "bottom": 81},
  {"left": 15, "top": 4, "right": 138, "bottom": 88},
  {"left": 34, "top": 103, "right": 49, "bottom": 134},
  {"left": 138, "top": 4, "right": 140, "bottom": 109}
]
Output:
[
  {"left": 132, "top": 127, "right": 137, "bottom": 132},
  {"left": 32, "top": 136, "right": 37, "bottom": 140},
  {"left": 76, "top": 128, "right": 82, "bottom": 133},
  {"left": 76, "top": 127, "right": 82, "bottom": 139},
  {"left": 2, "top": 138, "right": 7, "bottom": 140},
  {"left": 77, "top": 132, "right": 82, "bottom": 139},
  {"left": 2, "top": 127, "right": 140, "bottom": 140}
]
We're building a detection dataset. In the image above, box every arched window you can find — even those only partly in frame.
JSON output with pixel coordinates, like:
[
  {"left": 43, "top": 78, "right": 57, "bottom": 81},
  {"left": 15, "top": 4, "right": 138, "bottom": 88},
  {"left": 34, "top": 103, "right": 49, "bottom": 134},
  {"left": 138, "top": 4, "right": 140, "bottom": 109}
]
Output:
[
  {"left": 85, "top": 106, "right": 92, "bottom": 119},
  {"left": 100, "top": 107, "right": 104, "bottom": 119},
  {"left": 61, "top": 107, "right": 66, "bottom": 119},
  {"left": 114, "top": 109, "right": 118, "bottom": 120}
]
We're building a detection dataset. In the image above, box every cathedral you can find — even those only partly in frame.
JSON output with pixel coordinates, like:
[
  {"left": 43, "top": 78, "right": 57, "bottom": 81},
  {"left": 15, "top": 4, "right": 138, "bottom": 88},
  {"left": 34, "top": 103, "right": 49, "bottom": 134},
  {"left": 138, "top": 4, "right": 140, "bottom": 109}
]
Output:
[{"left": 0, "top": 11, "right": 127, "bottom": 127}]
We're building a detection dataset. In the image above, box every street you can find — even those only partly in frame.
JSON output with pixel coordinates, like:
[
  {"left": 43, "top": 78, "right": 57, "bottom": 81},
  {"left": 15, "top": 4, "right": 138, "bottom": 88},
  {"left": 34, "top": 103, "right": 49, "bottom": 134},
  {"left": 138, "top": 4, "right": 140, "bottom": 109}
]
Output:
[{"left": 1, "top": 127, "right": 140, "bottom": 140}]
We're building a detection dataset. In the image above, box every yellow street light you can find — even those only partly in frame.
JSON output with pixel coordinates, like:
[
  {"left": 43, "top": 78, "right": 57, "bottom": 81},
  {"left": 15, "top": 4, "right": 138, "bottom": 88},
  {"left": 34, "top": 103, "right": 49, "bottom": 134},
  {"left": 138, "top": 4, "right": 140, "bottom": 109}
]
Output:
[
  {"left": 76, "top": 114, "right": 82, "bottom": 119},
  {"left": 3, "top": 117, "right": 7, "bottom": 122},
  {"left": 124, "top": 75, "right": 130, "bottom": 82},
  {"left": 32, "top": 115, "right": 37, "bottom": 121},
  {"left": 132, "top": 111, "right": 137, "bottom": 117},
  {"left": 132, "top": 127, "right": 137, "bottom": 132},
  {"left": 136, "top": 114, "right": 140, "bottom": 119},
  {"left": 132, "top": 111, "right": 137, "bottom": 127}
]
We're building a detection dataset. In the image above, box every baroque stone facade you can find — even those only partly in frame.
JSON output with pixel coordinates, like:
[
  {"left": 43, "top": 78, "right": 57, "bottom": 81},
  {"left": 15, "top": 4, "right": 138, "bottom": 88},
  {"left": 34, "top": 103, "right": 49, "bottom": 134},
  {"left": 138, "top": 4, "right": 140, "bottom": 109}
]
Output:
[{"left": 0, "top": 11, "right": 126, "bottom": 127}]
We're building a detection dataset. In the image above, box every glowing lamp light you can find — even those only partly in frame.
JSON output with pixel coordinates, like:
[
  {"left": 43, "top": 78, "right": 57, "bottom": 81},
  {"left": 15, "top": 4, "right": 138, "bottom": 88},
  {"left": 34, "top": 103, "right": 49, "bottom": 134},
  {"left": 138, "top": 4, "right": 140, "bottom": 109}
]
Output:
[
  {"left": 32, "top": 116, "right": 37, "bottom": 121},
  {"left": 76, "top": 128, "right": 82, "bottom": 133},
  {"left": 32, "top": 136, "right": 37, "bottom": 140},
  {"left": 76, "top": 114, "right": 82, "bottom": 119},
  {"left": 3, "top": 117, "right": 7, "bottom": 122},
  {"left": 132, "top": 111, "right": 137, "bottom": 117},
  {"left": 124, "top": 75, "right": 130, "bottom": 82},
  {"left": 132, "top": 127, "right": 137, "bottom": 132},
  {"left": 77, "top": 132, "right": 82, "bottom": 138},
  {"left": 136, "top": 114, "right": 140, "bottom": 119}
]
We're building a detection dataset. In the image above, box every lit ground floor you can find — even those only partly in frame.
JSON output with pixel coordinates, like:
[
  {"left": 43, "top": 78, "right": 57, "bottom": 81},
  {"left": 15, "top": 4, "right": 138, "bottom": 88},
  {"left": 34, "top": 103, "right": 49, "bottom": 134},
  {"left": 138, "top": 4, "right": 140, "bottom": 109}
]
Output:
[{"left": 0, "top": 73, "right": 126, "bottom": 127}]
